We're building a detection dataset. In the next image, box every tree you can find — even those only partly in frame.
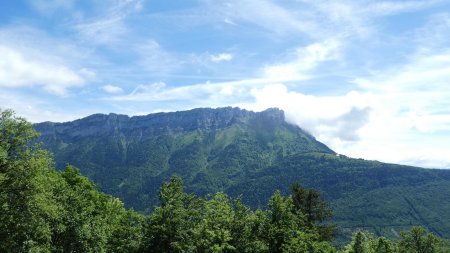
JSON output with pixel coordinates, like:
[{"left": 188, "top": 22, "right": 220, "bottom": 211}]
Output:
[
  {"left": 52, "top": 165, "right": 139, "bottom": 252},
  {"left": 193, "top": 192, "right": 235, "bottom": 253},
  {"left": 106, "top": 209, "right": 143, "bottom": 253},
  {"left": 0, "top": 109, "right": 58, "bottom": 252},
  {"left": 141, "top": 176, "right": 203, "bottom": 252},
  {"left": 0, "top": 109, "right": 143, "bottom": 252},
  {"left": 398, "top": 227, "right": 449, "bottom": 253},
  {"left": 375, "top": 237, "right": 395, "bottom": 253},
  {"left": 230, "top": 198, "right": 268, "bottom": 253},
  {"left": 291, "top": 183, "right": 336, "bottom": 241},
  {"left": 266, "top": 191, "right": 335, "bottom": 253}
]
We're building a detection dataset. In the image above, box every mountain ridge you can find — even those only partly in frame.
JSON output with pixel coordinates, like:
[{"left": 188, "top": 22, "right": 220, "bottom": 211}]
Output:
[
  {"left": 33, "top": 107, "right": 450, "bottom": 242},
  {"left": 36, "top": 107, "right": 316, "bottom": 141}
]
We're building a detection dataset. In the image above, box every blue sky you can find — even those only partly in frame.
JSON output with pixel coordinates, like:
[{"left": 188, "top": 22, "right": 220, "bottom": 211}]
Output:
[{"left": 1, "top": 0, "right": 450, "bottom": 168}]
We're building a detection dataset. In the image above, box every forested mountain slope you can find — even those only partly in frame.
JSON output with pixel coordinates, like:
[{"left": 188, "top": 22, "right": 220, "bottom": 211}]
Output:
[{"left": 34, "top": 107, "right": 450, "bottom": 240}]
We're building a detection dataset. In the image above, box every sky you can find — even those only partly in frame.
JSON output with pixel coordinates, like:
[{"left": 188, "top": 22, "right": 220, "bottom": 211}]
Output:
[{"left": 1, "top": 0, "right": 450, "bottom": 168}]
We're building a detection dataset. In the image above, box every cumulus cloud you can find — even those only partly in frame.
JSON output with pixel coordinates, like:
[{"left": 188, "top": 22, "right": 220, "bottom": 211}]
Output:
[
  {"left": 242, "top": 83, "right": 450, "bottom": 168},
  {"left": 353, "top": 50, "right": 450, "bottom": 136},
  {"left": 241, "top": 83, "right": 372, "bottom": 141},
  {"left": 0, "top": 45, "right": 85, "bottom": 96},
  {"left": 324, "top": 107, "right": 372, "bottom": 142}
]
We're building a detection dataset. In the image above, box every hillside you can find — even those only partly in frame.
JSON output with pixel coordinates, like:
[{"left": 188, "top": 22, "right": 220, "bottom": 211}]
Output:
[{"left": 34, "top": 107, "right": 450, "bottom": 241}]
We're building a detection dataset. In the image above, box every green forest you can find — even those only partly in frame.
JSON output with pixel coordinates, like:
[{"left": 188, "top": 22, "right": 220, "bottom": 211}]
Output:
[{"left": 2, "top": 111, "right": 450, "bottom": 252}]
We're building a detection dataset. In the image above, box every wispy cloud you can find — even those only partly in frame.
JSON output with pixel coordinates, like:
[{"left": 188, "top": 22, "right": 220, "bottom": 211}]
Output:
[
  {"left": 28, "top": 0, "right": 74, "bottom": 15},
  {"left": 204, "top": 0, "right": 319, "bottom": 37},
  {"left": 367, "top": 0, "right": 445, "bottom": 16},
  {"left": 102, "top": 84, "right": 123, "bottom": 94},
  {"left": 414, "top": 13, "right": 450, "bottom": 50},
  {"left": 107, "top": 38, "right": 340, "bottom": 102},
  {"left": 109, "top": 79, "right": 261, "bottom": 102},
  {"left": 355, "top": 52, "right": 450, "bottom": 93},
  {"left": 210, "top": 53, "right": 233, "bottom": 62},
  {"left": 262, "top": 39, "right": 340, "bottom": 81},
  {"left": 296, "top": 0, "right": 446, "bottom": 40},
  {"left": 135, "top": 40, "right": 184, "bottom": 76},
  {"left": 74, "top": 0, "right": 143, "bottom": 44}
]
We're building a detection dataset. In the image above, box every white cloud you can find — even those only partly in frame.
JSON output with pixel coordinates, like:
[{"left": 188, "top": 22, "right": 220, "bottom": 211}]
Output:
[
  {"left": 239, "top": 83, "right": 450, "bottom": 169},
  {"left": 0, "top": 46, "right": 85, "bottom": 96},
  {"left": 263, "top": 39, "right": 340, "bottom": 81},
  {"left": 353, "top": 51, "right": 450, "bottom": 134},
  {"left": 74, "top": 0, "right": 143, "bottom": 44},
  {"left": 110, "top": 39, "right": 341, "bottom": 103},
  {"left": 223, "top": 18, "right": 236, "bottom": 25},
  {"left": 206, "top": 0, "right": 319, "bottom": 37},
  {"left": 0, "top": 90, "right": 90, "bottom": 123},
  {"left": 75, "top": 17, "right": 127, "bottom": 45},
  {"left": 111, "top": 80, "right": 257, "bottom": 102},
  {"left": 102, "top": 84, "right": 123, "bottom": 94},
  {"left": 355, "top": 51, "right": 450, "bottom": 92},
  {"left": 210, "top": 53, "right": 233, "bottom": 62},
  {"left": 240, "top": 83, "right": 371, "bottom": 139},
  {"left": 109, "top": 61, "right": 450, "bottom": 169}
]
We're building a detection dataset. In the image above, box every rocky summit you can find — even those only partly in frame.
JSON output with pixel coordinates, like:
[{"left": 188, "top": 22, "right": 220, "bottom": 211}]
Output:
[{"left": 36, "top": 107, "right": 291, "bottom": 140}]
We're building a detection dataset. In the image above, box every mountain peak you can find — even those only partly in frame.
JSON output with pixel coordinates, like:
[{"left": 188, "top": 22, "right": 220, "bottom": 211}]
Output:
[{"left": 259, "top": 107, "right": 285, "bottom": 120}]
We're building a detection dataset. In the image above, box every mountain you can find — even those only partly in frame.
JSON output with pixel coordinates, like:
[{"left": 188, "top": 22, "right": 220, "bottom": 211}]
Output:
[{"left": 34, "top": 107, "right": 450, "bottom": 241}]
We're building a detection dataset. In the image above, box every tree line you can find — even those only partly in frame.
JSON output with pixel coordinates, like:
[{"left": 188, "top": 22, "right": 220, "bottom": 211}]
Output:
[{"left": 1, "top": 109, "right": 449, "bottom": 252}]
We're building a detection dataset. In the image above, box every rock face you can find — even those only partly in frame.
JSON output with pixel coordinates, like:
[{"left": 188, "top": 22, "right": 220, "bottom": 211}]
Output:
[{"left": 35, "top": 107, "right": 290, "bottom": 142}]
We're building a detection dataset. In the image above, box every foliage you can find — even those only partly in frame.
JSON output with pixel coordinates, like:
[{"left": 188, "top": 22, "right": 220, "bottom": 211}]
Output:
[
  {"left": 398, "top": 227, "right": 449, "bottom": 253},
  {"left": 140, "top": 176, "right": 449, "bottom": 253},
  {"left": 141, "top": 176, "right": 337, "bottom": 253},
  {"left": 342, "top": 228, "right": 450, "bottom": 253},
  {"left": 291, "top": 183, "right": 336, "bottom": 241},
  {"left": 141, "top": 176, "right": 202, "bottom": 252},
  {"left": 1, "top": 109, "right": 57, "bottom": 252},
  {"left": 0, "top": 109, "right": 142, "bottom": 252}
]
